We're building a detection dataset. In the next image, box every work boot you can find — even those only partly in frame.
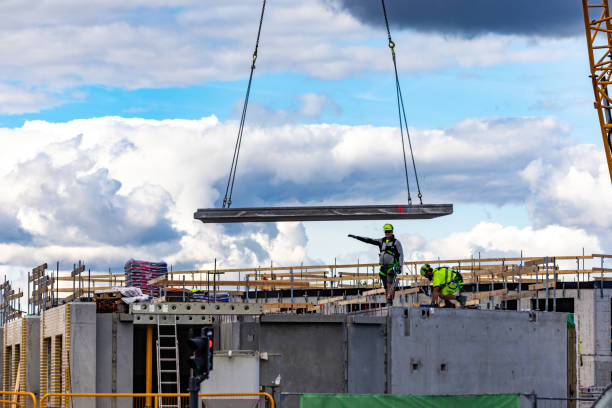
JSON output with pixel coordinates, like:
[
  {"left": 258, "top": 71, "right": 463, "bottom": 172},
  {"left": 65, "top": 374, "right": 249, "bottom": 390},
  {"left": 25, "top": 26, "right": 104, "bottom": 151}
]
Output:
[
  {"left": 443, "top": 300, "right": 455, "bottom": 308},
  {"left": 457, "top": 295, "right": 467, "bottom": 308}
]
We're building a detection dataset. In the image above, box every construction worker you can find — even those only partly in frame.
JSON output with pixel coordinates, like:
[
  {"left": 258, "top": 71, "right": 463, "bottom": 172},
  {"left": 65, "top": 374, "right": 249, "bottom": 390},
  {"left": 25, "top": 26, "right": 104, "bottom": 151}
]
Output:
[
  {"left": 420, "top": 264, "right": 467, "bottom": 308},
  {"left": 348, "top": 224, "right": 403, "bottom": 305}
]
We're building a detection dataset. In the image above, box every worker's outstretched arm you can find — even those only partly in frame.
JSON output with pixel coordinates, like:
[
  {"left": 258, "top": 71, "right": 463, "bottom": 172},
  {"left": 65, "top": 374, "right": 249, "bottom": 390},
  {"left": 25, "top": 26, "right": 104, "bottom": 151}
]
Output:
[{"left": 348, "top": 234, "right": 381, "bottom": 247}]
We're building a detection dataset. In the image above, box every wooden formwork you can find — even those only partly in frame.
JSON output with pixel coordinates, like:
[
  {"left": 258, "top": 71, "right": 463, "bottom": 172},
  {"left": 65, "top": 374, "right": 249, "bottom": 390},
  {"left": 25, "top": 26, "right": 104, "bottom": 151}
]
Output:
[
  {"left": 40, "top": 304, "right": 72, "bottom": 408},
  {"left": 2, "top": 316, "right": 38, "bottom": 408}
]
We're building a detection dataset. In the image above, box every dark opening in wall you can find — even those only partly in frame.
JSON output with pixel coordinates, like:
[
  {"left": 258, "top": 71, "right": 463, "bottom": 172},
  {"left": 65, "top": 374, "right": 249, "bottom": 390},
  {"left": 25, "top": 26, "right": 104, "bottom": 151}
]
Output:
[
  {"left": 530, "top": 297, "right": 574, "bottom": 313},
  {"left": 505, "top": 300, "right": 518, "bottom": 310}
]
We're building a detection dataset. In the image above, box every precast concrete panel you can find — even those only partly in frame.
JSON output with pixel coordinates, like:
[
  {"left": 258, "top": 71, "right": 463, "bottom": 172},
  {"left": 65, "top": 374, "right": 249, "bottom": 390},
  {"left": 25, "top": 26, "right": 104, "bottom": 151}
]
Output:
[
  {"left": 26, "top": 317, "right": 40, "bottom": 402},
  {"left": 388, "top": 308, "right": 567, "bottom": 398},
  {"left": 96, "top": 314, "right": 134, "bottom": 408},
  {"left": 347, "top": 316, "right": 386, "bottom": 394},
  {"left": 200, "top": 351, "right": 260, "bottom": 408},
  {"left": 258, "top": 315, "right": 347, "bottom": 408},
  {"left": 70, "top": 303, "right": 96, "bottom": 408}
]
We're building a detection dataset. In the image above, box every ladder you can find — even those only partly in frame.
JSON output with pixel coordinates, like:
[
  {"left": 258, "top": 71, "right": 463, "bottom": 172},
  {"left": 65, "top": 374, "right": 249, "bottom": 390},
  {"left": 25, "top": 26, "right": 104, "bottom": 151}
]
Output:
[{"left": 156, "top": 322, "right": 181, "bottom": 408}]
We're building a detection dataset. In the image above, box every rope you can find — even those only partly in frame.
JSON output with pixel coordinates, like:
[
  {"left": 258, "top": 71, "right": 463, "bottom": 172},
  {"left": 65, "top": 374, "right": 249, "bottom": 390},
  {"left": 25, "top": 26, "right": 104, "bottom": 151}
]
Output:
[
  {"left": 222, "top": 0, "right": 267, "bottom": 208},
  {"left": 381, "top": 0, "right": 423, "bottom": 205}
]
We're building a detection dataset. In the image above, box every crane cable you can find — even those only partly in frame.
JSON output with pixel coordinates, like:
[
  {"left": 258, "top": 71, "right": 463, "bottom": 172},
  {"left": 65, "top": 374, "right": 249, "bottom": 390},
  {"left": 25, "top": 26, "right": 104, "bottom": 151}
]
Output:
[
  {"left": 222, "top": 0, "right": 267, "bottom": 208},
  {"left": 222, "top": 0, "right": 423, "bottom": 208},
  {"left": 381, "top": 0, "right": 423, "bottom": 205}
]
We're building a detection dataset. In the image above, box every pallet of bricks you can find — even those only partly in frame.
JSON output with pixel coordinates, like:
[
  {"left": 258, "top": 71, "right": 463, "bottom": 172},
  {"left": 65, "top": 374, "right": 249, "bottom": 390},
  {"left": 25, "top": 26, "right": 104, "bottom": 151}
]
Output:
[{"left": 124, "top": 259, "right": 166, "bottom": 294}]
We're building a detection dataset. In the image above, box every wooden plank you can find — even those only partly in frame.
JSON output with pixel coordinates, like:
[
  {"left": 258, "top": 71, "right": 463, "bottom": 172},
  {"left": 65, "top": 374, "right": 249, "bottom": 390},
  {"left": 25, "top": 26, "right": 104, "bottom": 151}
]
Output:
[
  {"left": 71, "top": 265, "right": 85, "bottom": 277},
  {"left": 501, "top": 265, "right": 538, "bottom": 277},
  {"left": 362, "top": 288, "right": 385, "bottom": 296},
  {"left": 592, "top": 267, "right": 612, "bottom": 272},
  {"left": 524, "top": 257, "right": 554, "bottom": 267},
  {"left": 501, "top": 290, "right": 538, "bottom": 301},
  {"left": 528, "top": 281, "right": 557, "bottom": 291},
  {"left": 30, "top": 263, "right": 48, "bottom": 281},
  {"left": 338, "top": 297, "right": 368, "bottom": 306},
  {"left": 592, "top": 254, "right": 612, "bottom": 259},
  {"left": 156, "top": 279, "right": 310, "bottom": 288},
  {"left": 317, "top": 296, "right": 345, "bottom": 305},
  {"left": 471, "top": 288, "right": 508, "bottom": 299},
  {"left": 9, "top": 292, "right": 23, "bottom": 300},
  {"left": 410, "top": 301, "right": 431, "bottom": 307},
  {"left": 410, "top": 280, "right": 431, "bottom": 287},
  {"left": 395, "top": 287, "right": 420, "bottom": 295},
  {"left": 247, "top": 271, "right": 329, "bottom": 278}
]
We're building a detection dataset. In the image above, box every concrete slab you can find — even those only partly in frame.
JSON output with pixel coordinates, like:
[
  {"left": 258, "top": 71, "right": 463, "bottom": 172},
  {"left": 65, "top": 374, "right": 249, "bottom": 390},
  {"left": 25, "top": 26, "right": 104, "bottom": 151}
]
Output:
[
  {"left": 194, "top": 204, "right": 453, "bottom": 223},
  {"left": 388, "top": 308, "right": 568, "bottom": 398}
]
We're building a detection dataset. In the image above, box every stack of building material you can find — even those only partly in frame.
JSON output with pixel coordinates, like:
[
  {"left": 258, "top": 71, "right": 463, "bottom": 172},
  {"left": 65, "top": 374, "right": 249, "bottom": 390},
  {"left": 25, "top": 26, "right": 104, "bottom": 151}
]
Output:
[
  {"left": 191, "top": 291, "right": 230, "bottom": 302},
  {"left": 124, "top": 259, "right": 167, "bottom": 294}
]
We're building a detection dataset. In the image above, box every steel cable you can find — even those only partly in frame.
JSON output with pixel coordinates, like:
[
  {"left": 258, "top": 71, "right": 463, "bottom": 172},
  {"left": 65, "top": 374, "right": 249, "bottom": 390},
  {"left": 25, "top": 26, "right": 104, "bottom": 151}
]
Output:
[
  {"left": 222, "top": 0, "right": 267, "bottom": 208},
  {"left": 381, "top": 0, "right": 423, "bottom": 204}
]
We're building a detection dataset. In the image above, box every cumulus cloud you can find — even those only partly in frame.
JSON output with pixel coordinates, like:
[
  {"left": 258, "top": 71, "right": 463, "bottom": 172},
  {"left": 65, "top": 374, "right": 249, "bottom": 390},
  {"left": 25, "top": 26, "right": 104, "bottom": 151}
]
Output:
[
  {"left": 521, "top": 144, "right": 612, "bottom": 238},
  {"left": 0, "top": 114, "right": 608, "bottom": 280},
  {"left": 334, "top": 0, "right": 584, "bottom": 38},
  {"left": 402, "top": 222, "right": 602, "bottom": 261}
]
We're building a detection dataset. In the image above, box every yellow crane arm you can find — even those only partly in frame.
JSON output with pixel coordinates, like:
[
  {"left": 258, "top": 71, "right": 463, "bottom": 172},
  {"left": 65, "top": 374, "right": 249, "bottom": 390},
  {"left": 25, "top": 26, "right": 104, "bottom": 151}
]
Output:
[{"left": 582, "top": 0, "right": 612, "bottom": 183}]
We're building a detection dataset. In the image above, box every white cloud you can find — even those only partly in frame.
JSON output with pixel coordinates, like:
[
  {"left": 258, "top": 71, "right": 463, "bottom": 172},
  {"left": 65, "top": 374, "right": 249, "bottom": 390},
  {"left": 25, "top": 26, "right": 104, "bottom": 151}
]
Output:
[
  {"left": 521, "top": 144, "right": 612, "bottom": 235},
  {"left": 0, "top": 83, "right": 60, "bottom": 114},
  {"left": 401, "top": 222, "right": 602, "bottom": 261}
]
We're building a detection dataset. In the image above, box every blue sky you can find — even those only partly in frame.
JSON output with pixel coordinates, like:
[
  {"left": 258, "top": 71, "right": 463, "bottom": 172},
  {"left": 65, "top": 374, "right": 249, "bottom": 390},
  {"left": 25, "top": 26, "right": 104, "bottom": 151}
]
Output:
[{"left": 0, "top": 0, "right": 610, "bottom": 281}]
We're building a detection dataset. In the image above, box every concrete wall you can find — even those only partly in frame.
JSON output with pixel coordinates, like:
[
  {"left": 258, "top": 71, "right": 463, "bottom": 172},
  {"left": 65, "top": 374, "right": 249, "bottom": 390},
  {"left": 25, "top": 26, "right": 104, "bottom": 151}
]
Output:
[
  {"left": 346, "top": 315, "right": 385, "bottom": 394},
  {"left": 571, "top": 288, "right": 612, "bottom": 389},
  {"left": 238, "top": 314, "right": 347, "bottom": 408},
  {"left": 388, "top": 308, "right": 567, "bottom": 398},
  {"left": 592, "top": 289, "right": 611, "bottom": 388},
  {"left": 96, "top": 313, "right": 133, "bottom": 408},
  {"left": 226, "top": 308, "right": 568, "bottom": 408},
  {"left": 68, "top": 303, "right": 96, "bottom": 408},
  {"left": 26, "top": 317, "right": 40, "bottom": 400}
]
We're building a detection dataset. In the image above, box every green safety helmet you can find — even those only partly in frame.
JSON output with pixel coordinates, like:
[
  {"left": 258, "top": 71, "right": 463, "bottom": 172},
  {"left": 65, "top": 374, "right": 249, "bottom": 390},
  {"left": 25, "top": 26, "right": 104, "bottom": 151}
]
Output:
[
  {"left": 420, "top": 264, "right": 432, "bottom": 276},
  {"left": 383, "top": 223, "right": 394, "bottom": 232}
]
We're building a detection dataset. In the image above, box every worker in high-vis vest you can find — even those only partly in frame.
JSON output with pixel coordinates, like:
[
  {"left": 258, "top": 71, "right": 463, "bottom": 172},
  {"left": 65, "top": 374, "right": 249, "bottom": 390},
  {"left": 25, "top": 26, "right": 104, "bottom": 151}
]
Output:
[
  {"left": 348, "top": 223, "right": 403, "bottom": 305},
  {"left": 420, "top": 264, "right": 467, "bottom": 308}
]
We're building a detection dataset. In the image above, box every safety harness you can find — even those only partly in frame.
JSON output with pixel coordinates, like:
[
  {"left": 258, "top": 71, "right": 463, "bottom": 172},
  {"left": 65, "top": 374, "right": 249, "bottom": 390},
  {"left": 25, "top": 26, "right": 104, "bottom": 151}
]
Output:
[{"left": 380, "top": 238, "right": 400, "bottom": 276}]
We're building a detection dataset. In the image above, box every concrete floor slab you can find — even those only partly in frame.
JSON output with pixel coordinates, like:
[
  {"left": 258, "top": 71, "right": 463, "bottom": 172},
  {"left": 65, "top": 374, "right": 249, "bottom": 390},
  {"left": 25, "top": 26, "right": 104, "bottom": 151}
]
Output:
[{"left": 194, "top": 204, "right": 453, "bottom": 223}]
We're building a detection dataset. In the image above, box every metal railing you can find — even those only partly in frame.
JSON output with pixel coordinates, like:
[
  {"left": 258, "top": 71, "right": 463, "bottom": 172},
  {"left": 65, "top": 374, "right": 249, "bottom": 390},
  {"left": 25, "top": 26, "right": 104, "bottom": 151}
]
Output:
[
  {"left": 0, "top": 391, "right": 37, "bottom": 408},
  {"left": 40, "top": 392, "right": 275, "bottom": 408}
]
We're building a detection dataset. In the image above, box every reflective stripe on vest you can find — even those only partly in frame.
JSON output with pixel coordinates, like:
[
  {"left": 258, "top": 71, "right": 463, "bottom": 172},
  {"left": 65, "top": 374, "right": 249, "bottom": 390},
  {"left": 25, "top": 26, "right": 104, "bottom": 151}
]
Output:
[{"left": 441, "top": 267, "right": 459, "bottom": 286}]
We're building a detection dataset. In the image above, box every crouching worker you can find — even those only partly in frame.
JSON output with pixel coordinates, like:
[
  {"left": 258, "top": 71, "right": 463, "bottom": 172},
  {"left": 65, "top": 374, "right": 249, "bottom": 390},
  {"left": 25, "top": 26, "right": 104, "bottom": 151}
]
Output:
[{"left": 420, "top": 264, "right": 467, "bottom": 308}]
